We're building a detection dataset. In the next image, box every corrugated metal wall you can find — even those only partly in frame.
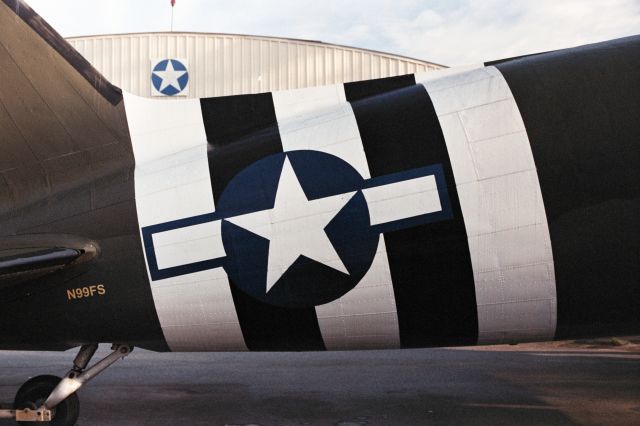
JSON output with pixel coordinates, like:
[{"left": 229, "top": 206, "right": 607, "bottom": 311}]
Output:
[{"left": 67, "top": 32, "right": 443, "bottom": 98}]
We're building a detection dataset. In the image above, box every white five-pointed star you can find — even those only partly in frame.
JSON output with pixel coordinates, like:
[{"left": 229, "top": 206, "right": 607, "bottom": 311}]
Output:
[
  {"left": 153, "top": 60, "right": 187, "bottom": 92},
  {"left": 226, "top": 157, "right": 355, "bottom": 293}
]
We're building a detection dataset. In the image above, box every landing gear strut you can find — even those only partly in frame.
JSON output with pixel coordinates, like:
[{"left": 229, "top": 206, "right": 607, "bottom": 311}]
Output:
[{"left": 0, "top": 343, "right": 132, "bottom": 425}]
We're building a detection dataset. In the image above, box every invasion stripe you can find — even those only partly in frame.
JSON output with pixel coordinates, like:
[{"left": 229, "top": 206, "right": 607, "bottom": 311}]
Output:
[
  {"left": 418, "top": 66, "right": 557, "bottom": 344},
  {"left": 124, "top": 93, "right": 246, "bottom": 351},
  {"left": 344, "top": 76, "right": 479, "bottom": 347},
  {"left": 272, "top": 84, "right": 401, "bottom": 350},
  {"left": 200, "top": 93, "right": 326, "bottom": 351},
  {"left": 493, "top": 37, "right": 640, "bottom": 338}
]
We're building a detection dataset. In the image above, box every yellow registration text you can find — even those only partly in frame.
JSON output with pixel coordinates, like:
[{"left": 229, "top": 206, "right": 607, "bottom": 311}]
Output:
[{"left": 67, "top": 285, "right": 106, "bottom": 301}]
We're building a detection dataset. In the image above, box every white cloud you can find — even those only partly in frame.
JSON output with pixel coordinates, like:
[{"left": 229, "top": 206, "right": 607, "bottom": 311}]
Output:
[
  {"left": 381, "top": 0, "right": 640, "bottom": 64},
  {"left": 24, "top": 0, "right": 640, "bottom": 65}
]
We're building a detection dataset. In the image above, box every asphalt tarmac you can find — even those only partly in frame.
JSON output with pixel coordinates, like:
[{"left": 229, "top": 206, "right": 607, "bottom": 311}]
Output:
[{"left": 0, "top": 342, "right": 638, "bottom": 426}]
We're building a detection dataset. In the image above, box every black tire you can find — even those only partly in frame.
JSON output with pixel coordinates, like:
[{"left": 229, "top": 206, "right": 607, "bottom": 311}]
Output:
[{"left": 14, "top": 375, "right": 79, "bottom": 426}]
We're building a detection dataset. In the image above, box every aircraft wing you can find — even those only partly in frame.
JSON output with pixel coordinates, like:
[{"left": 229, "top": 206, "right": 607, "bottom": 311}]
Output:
[{"left": 0, "top": 0, "right": 166, "bottom": 349}]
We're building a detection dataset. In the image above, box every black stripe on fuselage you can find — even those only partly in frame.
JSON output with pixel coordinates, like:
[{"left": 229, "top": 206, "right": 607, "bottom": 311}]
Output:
[
  {"left": 200, "top": 93, "right": 326, "bottom": 351},
  {"left": 344, "top": 76, "right": 479, "bottom": 347},
  {"left": 494, "top": 36, "right": 640, "bottom": 338}
]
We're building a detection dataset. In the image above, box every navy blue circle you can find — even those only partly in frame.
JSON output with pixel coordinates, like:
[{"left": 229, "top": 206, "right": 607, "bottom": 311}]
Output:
[
  {"left": 151, "top": 59, "right": 189, "bottom": 96},
  {"left": 217, "top": 151, "right": 379, "bottom": 308}
]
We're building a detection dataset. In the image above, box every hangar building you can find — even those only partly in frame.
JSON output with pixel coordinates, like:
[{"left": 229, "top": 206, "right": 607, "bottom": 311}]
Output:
[{"left": 66, "top": 32, "right": 444, "bottom": 98}]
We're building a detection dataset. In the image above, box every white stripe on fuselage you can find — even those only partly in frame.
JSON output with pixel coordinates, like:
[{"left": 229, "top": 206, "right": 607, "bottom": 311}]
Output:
[
  {"left": 123, "top": 93, "right": 247, "bottom": 352},
  {"left": 362, "top": 175, "right": 442, "bottom": 226},
  {"left": 272, "top": 86, "right": 402, "bottom": 350},
  {"left": 418, "top": 66, "right": 557, "bottom": 344}
]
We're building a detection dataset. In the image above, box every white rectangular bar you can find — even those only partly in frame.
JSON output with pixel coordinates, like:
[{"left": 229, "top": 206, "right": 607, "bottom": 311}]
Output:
[
  {"left": 153, "top": 220, "right": 226, "bottom": 270},
  {"left": 362, "top": 175, "right": 441, "bottom": 226}
]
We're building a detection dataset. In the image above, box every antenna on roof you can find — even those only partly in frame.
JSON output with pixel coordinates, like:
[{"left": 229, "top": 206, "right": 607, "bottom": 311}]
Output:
[{"left": 170, "top": 0, "right": 176, "bottom": 32}]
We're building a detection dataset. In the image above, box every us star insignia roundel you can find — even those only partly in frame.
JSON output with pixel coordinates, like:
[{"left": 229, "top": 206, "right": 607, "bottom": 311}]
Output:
[
  {"left": 142, "top": 149, "right": 453, "bottom": 308},
  {"left": 151, "top": 59, "right": 189, "bottom": 97},
  {"left": 220, "top": 151, "right": 378, "bottom": 307}
]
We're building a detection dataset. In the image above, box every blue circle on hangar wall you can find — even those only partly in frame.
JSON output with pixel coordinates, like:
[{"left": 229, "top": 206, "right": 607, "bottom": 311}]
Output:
[
  {"left": 151, "top": 59, "right": 189, "bottom": 96},
  {"left": 217, "top": 150, "right": 380, "bottom": 308}
]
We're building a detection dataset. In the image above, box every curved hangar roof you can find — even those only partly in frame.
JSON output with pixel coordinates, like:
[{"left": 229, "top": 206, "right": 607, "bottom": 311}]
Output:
[{"left": 66, "top": 32, "right": 444, "bottom": 98}]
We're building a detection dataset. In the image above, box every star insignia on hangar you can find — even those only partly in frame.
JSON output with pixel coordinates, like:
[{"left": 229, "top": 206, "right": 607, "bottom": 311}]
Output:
[{"left": 151, "top": 59, "right": 189, "bottom": 96}]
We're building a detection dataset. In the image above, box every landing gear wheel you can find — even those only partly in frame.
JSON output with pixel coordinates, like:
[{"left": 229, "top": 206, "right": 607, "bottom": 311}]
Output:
[{"left": 14, "top": 375, "right": 79, "bottom": 426}]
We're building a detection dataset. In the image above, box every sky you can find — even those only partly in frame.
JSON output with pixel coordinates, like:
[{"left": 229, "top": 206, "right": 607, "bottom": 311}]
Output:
[{"left": 25, "top": 0, "right": 640, "bottom": 66}]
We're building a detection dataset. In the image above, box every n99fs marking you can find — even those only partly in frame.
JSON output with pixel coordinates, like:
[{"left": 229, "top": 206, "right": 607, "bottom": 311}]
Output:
[{"left": 66, "top": 284, "right": 106, "bottom": 301}]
